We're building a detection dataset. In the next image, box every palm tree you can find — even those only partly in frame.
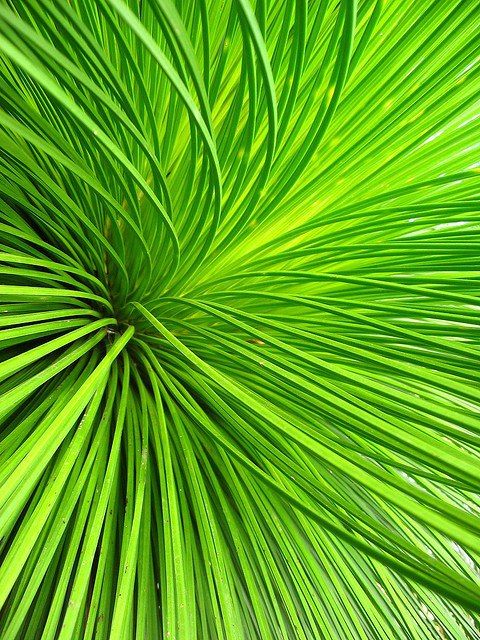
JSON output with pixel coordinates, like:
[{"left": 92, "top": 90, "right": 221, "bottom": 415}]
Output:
[{"left": 0, "top": 0, "right": 479, "bottom": 638}]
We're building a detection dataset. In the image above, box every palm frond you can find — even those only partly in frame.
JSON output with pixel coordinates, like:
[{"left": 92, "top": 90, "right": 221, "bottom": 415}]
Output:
[{"left": 0, "top": 0, "right": 479, "bottom": 638}]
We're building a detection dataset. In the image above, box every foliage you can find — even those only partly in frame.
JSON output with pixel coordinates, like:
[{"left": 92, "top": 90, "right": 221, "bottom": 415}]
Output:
[{"left": 0, "top": 0, "right": 479, "bottom": 638}]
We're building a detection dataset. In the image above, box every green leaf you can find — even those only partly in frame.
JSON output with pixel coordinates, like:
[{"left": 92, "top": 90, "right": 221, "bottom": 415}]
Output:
[{"left": 1, "top": 1, "right": 479, "bottom": 638}]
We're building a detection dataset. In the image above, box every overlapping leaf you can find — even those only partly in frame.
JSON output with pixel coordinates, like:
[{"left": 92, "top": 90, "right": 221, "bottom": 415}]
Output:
[{"left": 0, "top": 1, "right": 479, "bottom": 638}]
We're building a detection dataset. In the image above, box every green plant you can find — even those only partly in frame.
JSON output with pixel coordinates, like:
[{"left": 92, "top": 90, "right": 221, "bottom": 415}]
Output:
[{"left": 0, "top": 0, "right": 479, "bottom": 638}]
